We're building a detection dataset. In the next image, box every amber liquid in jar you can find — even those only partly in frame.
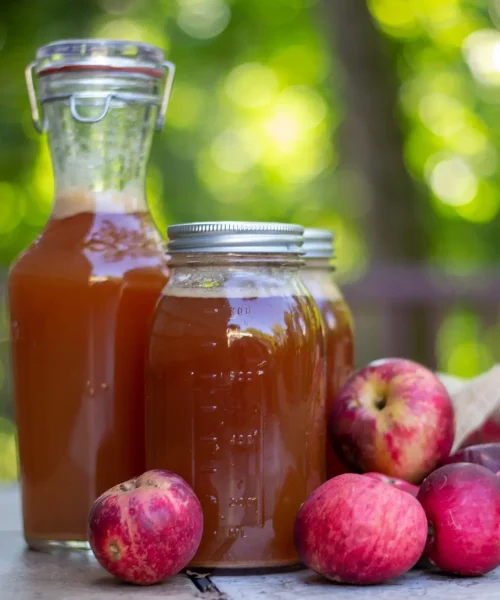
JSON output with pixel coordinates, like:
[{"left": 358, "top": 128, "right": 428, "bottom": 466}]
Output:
[
  {"left": 9, "top": 194, "right": 168, "bottom": 548},
  {"left": 147, "top": 263, "right": 325, "bottom": 569},
  {"left": 301, "top": 261, "right": 354, "bottom": 479}
]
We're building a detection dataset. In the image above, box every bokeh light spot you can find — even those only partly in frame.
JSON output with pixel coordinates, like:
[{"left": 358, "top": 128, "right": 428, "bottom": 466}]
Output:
[
  {"left": 177, "top": 0, "right": 231, "bottom": 40},
  {"left": 93, "top": 19, "right": 166, "bottom": 49},
  {"left": 428, "top": 156, "right": 477, "bottom": 207},
  {"left": 463, "top": 29, "right": 500, "bottom": 86},
  {"left": 454, "top": 182, "right": 499, "bottom": 223},
  {"left": 224, "top": 63, "right": 278, "bottom": 109},
  {"left": 437, "top": 309, "right": 492, "bottom": 378},
  {"left": 418, "top": 93, "right": 465, "bottom": 137},
  {"left": 446, "top": 341, "right": 492, "bottom": 378},
  {"left": 210, "top": 129, "right": 261, "bottom": 174},
  {"left": 263, "top": 87, "right": 327, "bottom": 152},
  {"left": 368, "top": 0, "right": 418, "bottom": 37}
]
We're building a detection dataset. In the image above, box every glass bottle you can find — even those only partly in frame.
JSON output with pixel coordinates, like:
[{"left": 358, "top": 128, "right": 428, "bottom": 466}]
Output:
[
  {"left": 146, "top": 222, "right": 325, "bottom": 570},
  {"left": 8, "top": 39, "right": 175, "bottom": 551},
  {"left": 301, "top": 228, "right": 355, "bottom": 479}
]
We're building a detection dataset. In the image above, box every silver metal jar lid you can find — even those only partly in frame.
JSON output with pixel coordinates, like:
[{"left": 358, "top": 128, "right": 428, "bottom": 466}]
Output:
[
  {"left": 26, "top": 39, "right": 175, "bottom": 133},
  {"left": 167, "top": 222, "right": 305, "bottom": 254},
  {"left": 302, "top": 228, "right": 335, "bottom": 259}
]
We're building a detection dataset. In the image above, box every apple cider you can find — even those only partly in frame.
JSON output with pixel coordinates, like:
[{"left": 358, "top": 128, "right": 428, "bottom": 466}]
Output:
[
  {"left": 8, "top": 40, "right": 175, "bottom": 551},
  {"left": 146, "top": 222, "right": 326, "bottom": 570},
  {"left": 301, "top": 229, "right": 354, "bottom": 479}
]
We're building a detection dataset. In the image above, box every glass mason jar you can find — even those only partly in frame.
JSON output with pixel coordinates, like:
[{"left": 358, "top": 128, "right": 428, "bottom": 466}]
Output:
[
  {"left": 8, "top": 40, "right": 175, "bottom": 551},
  {"left": 301, "top": 229, "right": 354, "bottom": 479},
  {"left": 146, "top": 222, "right": 326, "bottom": 570}
]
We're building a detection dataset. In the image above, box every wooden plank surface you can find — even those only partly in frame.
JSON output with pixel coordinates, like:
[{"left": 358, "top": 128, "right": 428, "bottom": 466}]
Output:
[{"left": 1, "top": 485, "right": 500, "bottom": 599}]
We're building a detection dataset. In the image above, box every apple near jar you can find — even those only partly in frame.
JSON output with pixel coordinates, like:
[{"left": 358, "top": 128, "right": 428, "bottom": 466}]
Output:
[
  {"left": 294, "top": 473, "right": 428, "bottom": 584},
  {"left": 417, "top": 463, "right": 500, "bottom": 576},
  {"left": 328, "top": 358, "right": 455, "bottom": 484},
  {"left": 88, "top": 470, "right": 203, "bottom": 585},
  {"left": 363, "top": 472, "right": 419, "bottom": 496}
]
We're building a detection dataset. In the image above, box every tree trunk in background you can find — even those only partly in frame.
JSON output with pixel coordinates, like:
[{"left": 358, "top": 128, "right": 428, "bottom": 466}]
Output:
[{"left": 323, "top": 0, "right": 434, "bottom": 366}]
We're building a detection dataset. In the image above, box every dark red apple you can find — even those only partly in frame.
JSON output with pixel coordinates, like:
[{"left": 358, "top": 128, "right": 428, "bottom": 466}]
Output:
[
  {"left": 440, "top": 443, "right": 500, "bottom": 475},
  {"left": 88, "top": 470, "right": 203, "bottom": 585},
  {"left": 417, "top": 463, "right": 500, "bottom": 576},
  {"left": 363, "top": 472, "right": 419, "bottom": 497},
  {"left": 294, "top": 473, "right": 427, "bottom": 584},
  {"left": 329, "top": 358, "right": 455, "bottom": 483}
]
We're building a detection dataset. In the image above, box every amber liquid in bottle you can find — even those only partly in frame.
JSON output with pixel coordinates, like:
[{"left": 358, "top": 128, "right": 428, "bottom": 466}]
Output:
[
  {"left": 147, "top": 286, "right": 325, "bottom": 569},
  {"left": 10, "top": 38, "right": 173, "bottom": 549},
  {"left": 9, "top": 203, "right": 168, "bottom": 547}
]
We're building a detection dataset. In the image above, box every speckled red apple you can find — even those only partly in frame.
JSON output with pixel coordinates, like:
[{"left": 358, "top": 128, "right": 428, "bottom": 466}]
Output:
[
  {"left": 363, "top": 472, "right": 419, "bottom": 497},
  {"left": 294, "top": 473, "right": 427, "bottom": 584},
  {"left": 329, "top": 358, "right": 455, "bottom": 483},
  {"left": 88, "top": 470, "right": 203, "bottom": 585},
  {"left": 417, "top": 463, "right": 500, "bottom": 576}
]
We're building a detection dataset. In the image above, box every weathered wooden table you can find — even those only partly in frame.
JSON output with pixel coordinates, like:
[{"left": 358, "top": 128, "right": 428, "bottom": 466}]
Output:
[{"left": 1, "top": 486, "right": 499, "bottom": 599}]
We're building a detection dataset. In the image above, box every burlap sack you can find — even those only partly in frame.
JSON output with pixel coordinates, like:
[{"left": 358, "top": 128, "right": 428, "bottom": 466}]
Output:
[{"left": 438, "top": 366, "right": 500, "bottom": 452}]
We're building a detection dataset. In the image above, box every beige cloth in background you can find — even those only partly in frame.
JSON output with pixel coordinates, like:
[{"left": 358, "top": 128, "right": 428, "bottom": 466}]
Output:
[{"left": 438, "top": 366, "right": 500, "bottom": 452}]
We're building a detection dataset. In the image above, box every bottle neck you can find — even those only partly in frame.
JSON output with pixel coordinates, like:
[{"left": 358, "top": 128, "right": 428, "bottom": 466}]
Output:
[{"left": 45, "top": 100, "right": 156, "bottom": 218}]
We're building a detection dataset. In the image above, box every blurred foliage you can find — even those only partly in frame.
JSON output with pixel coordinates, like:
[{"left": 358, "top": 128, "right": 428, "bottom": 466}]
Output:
[
  {"left": 367, "top": 0, "right": 500, "bottom": 377},
  {"left": 1, "top": 0, "right": 500, "bottom": 481}
]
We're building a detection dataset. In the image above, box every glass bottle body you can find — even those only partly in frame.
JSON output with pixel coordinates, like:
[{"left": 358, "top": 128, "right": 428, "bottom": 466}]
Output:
[
  {"left": 146, "top": 255, "right": 325, "bottom": 569},
  {"left": 8, "top": 47, "right": 169, "bottom": 550},
  {"left": 301, "top": 259, "right": 354, "bottom": 479}
]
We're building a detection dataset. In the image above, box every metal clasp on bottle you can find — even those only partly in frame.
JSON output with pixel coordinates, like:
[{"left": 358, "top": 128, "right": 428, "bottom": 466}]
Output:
[{"left": 25, "top": 60, "right": 176, "bottom": 134}]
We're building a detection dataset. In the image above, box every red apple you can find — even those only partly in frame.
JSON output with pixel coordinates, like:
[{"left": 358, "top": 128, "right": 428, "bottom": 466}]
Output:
[
  {"left": 329, "top": 358, "right": 455, "bottom": 483},
  {"left": 440, "top": 443, "right": 500, "bottom": 475},
  {"left": 88, "top": 469, "right": 203, "bottom": 585},
  {"left": 417, "top": 463, "right": 500, "bottom": 576},
  {"left": 363, "top": 472, "right": 419, "bottom": 497},
  {"left": 294, "top": 473, "right": 427, "bottom": 584}
]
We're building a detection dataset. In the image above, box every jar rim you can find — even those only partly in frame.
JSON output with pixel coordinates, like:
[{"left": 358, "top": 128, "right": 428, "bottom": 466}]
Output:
[{"left": 34, "top": 39, "right": 165, "bottom": 75}]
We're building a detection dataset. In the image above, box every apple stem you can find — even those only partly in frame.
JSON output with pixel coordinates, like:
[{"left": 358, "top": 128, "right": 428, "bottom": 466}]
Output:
[{"left": 119, "top": 480, "right": 136, "bottom": 492}]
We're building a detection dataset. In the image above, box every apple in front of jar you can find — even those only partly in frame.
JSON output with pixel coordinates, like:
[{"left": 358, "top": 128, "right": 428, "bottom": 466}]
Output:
[
  {"left": 363, "top": 472, "right": 419, "bottom": 497},
  {"left": 417, "top": 463, "right": 500, "bottom": 576},
  {"left": 88, "top": 470, "right": 203, "bottom": 585},
  {"left": 294, "top": 473, "right": 427, "bottom": 584},
  {"left": 329, "top": 358, "right": 455, "bottom": 483}
]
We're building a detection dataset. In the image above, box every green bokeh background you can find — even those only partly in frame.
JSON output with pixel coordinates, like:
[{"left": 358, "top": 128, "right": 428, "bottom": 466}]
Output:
[{"left": 2, "top": 0, "right": 500, "bottom": 481}]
